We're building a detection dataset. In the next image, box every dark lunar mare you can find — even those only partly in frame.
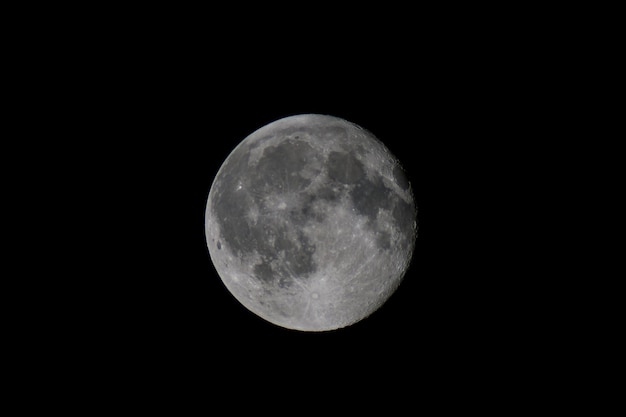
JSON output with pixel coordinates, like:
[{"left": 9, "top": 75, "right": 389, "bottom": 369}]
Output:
[
  {"left": 327, "top": 151, "right": 365, "bottom": 184},
  {"left": 212, "top": 139, "right": 322, "bottom": 288},
  {"left": 250, "top": 140, "right": 319, "bottom": 192},
  {"left": 393, "top": 164, "right": 410, "bottom": 191},
  {"left": 325, "top": 150, "right": 415, "bottom": 252},
  {"left": 350, "top": 175, "right": 393, "bottom": 221}
]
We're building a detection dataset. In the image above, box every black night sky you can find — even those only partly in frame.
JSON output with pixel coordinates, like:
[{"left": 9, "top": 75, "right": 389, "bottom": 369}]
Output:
[
  {"left": 40, "top": 9, "right": 552, "bottom": 408},
  {"left": 89, "top": 59, "right": 524, "bottom": 383}
]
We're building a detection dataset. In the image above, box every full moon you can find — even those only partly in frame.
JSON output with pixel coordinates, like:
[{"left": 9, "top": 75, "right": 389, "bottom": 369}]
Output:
[{"left": 205, "top": 114, "right": 417, "bottom": 331}]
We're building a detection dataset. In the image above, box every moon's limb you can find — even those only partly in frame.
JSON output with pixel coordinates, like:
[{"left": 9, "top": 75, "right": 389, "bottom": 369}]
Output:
[{"left": 206, "top": 114, "right": 417, "bottom": 331}]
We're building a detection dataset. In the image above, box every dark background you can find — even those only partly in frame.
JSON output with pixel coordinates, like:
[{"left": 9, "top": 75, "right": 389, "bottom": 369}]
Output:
[
  {"left": 25, "top": 6, "right": 571, "bottom": 409},
  {"left": 82, "top": 51, "right": 530, "bottom": 392}
]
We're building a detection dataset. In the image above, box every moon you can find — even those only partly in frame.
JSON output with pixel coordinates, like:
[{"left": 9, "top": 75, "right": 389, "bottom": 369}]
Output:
[{"left": 205, "top": 114, "right": 417, "bottom": 331}]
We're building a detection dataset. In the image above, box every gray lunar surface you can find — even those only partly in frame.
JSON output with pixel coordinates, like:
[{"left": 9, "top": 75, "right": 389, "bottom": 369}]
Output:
[{"left": 205, "top": 114, "right": 417, "bottom": 331}]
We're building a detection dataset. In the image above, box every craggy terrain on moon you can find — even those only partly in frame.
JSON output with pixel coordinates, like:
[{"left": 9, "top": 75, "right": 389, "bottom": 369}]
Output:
[{"left": 206, "top": 114, "right": 416, "bottom": 331}]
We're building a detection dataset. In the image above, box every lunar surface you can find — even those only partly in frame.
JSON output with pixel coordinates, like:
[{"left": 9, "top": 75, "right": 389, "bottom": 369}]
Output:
[{"left": 205, "top": 114, "right": 417, "bottom": 331}]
